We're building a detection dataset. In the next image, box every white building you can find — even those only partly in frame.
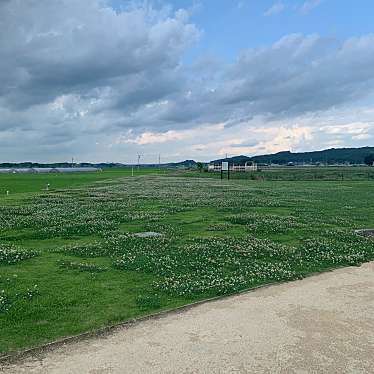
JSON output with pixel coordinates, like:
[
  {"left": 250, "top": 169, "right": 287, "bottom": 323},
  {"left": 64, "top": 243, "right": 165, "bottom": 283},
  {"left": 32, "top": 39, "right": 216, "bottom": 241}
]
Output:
[{"left": 208, "top": 161, "right": 257, "bottom": 172}]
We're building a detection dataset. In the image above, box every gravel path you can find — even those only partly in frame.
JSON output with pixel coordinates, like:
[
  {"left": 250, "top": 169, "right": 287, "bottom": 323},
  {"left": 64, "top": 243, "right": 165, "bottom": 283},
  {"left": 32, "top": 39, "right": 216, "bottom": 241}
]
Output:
[{"left": 1, "top": 262, "right": 374, "bottom": 374}]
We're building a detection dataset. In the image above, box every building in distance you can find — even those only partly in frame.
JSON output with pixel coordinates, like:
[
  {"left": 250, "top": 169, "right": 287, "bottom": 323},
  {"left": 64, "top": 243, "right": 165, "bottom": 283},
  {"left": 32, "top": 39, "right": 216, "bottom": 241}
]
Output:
[{"left": 208, "top": 161, "right": 258, "bottom": 172}]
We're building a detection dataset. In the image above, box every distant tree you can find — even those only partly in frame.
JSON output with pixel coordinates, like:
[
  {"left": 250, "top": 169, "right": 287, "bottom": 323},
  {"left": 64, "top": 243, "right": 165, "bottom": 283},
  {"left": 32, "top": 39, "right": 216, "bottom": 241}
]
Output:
[
  {"left": 196, "top": 162, "right": 203, "bottom": 172},
  {"left": 364, "top": 154, "right": 374, "bottom": 166}
]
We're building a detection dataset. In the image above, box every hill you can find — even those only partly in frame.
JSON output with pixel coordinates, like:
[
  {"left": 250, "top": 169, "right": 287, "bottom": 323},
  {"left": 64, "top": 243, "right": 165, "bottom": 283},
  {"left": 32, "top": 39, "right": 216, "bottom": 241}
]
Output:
[
  {"left": 0, "top": 160, "right": 197, "bottom": 169},
  {"left": 211, "top": 147, "right": 374, "bottom": 165}
]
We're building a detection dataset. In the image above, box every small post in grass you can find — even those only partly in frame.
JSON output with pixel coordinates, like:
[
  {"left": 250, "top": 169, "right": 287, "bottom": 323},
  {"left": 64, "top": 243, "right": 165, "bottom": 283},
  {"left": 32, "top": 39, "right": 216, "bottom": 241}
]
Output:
[
  {"left": 221, "top": 161, "right": 229, "bottom": 180},
  {"left": 6, "top": 190, "right": 9, "bottom": 196},
  {"left": 132, "top": 167, "right": 134, "bottom": 177}
]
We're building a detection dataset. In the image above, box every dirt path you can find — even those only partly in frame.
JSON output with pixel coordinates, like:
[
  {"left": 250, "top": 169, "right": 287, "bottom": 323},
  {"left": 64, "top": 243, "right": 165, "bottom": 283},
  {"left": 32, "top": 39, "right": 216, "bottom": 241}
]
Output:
[{"left": 2, "top": 262, "right": 374, "bottom": 374}]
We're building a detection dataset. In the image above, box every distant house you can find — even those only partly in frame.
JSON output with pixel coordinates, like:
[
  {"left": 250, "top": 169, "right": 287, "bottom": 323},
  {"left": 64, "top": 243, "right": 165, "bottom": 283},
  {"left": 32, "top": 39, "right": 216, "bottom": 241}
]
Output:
[
  {"left": 208, "top": 161, "right": 257, "bottom": 172},
  {"left": 208, "top": 163, "right": 222, "bottom": 172}
]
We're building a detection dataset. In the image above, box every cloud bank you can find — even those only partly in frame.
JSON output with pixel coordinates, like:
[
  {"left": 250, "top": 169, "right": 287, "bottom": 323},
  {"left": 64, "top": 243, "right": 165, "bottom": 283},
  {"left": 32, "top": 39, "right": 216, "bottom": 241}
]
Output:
[{"left": 0, "top": 0, "right": 373, "bottom": 162}]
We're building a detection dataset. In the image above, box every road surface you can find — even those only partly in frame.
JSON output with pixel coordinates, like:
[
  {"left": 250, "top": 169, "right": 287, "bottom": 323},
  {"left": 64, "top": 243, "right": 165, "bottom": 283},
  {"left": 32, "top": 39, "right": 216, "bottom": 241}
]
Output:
[{"left": 1, "top": 262, "right": 374, "bottom": 373}]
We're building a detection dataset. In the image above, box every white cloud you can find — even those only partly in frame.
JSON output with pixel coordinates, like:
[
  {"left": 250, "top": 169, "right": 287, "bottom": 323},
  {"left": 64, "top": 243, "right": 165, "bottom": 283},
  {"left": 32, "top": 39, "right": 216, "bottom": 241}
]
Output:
[
  {"left": 117, "top": 124, "right": 225, "bottom": 145},
  {"left": 120, "top": 129, "right": 192, "bottom": 145},
  {"left": 264, "top": 2, "right": 286, "bottom": 16},
  {"left": 300, "top": 0, "right": 323, "bottom": 15}
]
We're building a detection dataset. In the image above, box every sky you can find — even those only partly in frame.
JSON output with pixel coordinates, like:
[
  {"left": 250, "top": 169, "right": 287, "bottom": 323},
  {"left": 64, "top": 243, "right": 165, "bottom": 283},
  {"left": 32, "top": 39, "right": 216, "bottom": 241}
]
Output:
[{"left": 1, "top": 0, "right": 374, "bottom": 163}]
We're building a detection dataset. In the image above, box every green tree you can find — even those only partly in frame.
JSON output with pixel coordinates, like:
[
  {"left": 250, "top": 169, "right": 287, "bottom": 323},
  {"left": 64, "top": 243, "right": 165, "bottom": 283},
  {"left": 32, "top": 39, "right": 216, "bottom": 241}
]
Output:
[
  {"left": 196, "top": 162, "right": 203, "bottom": 172},
  {"left": 364, "top": 154, "right": 374, "bottom": 166}
]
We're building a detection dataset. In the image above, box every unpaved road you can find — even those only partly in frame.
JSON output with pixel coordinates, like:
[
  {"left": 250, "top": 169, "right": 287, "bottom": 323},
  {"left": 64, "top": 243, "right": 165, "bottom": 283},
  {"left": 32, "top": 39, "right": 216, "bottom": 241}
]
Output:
[{"left": 1, "top": 262, "right": 374, "bottom": 374}]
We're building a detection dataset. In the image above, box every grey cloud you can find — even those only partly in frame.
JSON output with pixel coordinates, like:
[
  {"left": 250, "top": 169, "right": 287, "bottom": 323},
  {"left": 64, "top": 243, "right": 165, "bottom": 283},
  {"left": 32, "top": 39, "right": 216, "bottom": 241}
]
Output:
[
  {"left": 0, "top": 0, "right": 198, "bottom": 109},
  {"left": 1, "top": 0, "right": 374, "bottom": 162},
  {"left": 129, "top": 33, "right": 374, "bottom": 131},
  {"left": 215, "top": 34, "right": 374, "bottom": 118}
]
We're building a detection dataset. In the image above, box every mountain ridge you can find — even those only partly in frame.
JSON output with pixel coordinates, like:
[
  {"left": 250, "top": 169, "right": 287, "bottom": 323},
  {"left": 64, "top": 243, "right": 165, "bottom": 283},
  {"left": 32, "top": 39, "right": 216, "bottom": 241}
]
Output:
[
  {"left": 1, "top": 147, "right": 374, "bottom": 168},
  {"left": 211, "top": 146, "right": 374, "bottom": 165}
]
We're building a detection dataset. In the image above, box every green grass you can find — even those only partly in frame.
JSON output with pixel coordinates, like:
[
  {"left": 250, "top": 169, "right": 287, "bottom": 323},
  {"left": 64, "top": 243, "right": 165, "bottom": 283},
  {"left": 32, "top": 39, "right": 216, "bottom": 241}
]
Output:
[
  {"left": 185, "top": 166, "right": 374, "bottom": 181},
  {"left": 0, "top": 167, "right": 162, "bottom": 196},
  {"left": 1, "top": 170, "right": 374, "bottom": 355}
]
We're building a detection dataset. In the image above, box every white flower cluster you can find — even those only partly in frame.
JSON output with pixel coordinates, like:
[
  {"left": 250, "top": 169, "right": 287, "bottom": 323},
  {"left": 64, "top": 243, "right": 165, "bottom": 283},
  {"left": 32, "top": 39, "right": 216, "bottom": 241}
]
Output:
[
  {"left": 0, "top": 244, "right": 38, "bottom": 265},
  {"left": 0, "top": 290, "right": 10, "bottom": 312},
  {"left": 57, "top": 260, "right": 107, "bottom": 273},
  {"left": 226, "top": 213, "right": 302, "bottom": 234}
]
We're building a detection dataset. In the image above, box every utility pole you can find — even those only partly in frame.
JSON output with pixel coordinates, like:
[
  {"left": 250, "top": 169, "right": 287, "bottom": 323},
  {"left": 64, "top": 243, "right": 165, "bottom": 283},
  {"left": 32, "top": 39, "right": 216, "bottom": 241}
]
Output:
[
  {"left": 137, "top": 154, "right": 141, "bottom": 171},
  {"left": 226, "top": 153, "right": 229, "bottom": 179},
  {"left": 71, "top": 157, "right": 74, "bottom": 168},
  {"left": 158, "top": 154, "right": 161, "bottom": 169}
]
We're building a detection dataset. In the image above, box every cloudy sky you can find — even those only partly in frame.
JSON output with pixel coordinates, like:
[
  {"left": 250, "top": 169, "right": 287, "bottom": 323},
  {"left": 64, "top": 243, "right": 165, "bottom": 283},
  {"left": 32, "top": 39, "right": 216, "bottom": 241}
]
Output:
[{"left": 1, "top": 0, "right": 374, "bottom": 163}]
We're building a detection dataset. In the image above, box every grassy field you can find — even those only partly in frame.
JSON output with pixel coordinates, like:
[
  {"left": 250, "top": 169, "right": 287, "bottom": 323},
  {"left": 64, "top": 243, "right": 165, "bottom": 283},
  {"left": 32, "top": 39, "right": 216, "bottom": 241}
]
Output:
[
  {"left": 185, "top": 166, "right": 374, "bottom": 181},
  {"left": 0, "top": 167, "right": 162, "bottom": 196},
  {"left": 1, "top": 170, "right": 374, "bottom": 355}
]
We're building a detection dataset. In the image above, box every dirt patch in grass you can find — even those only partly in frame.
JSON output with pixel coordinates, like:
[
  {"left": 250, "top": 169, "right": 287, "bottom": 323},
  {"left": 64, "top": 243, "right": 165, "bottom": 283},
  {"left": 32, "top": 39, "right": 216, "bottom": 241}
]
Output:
[{"left": 355, "top": 229, "right": 374, "bottom": 238}]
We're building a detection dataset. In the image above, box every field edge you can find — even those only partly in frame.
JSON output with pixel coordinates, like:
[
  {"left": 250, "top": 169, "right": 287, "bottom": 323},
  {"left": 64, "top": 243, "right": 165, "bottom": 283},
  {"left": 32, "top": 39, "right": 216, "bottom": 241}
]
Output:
[{"left": 0, "top": 260, "right": 370, "bottom": 365}]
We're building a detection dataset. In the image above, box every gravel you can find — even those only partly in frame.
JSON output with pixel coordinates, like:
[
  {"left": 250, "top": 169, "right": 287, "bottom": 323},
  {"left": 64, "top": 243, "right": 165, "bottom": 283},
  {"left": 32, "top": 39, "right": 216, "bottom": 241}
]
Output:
[{"left": 1, "top": 262, "right": 373, "bottom": 374}]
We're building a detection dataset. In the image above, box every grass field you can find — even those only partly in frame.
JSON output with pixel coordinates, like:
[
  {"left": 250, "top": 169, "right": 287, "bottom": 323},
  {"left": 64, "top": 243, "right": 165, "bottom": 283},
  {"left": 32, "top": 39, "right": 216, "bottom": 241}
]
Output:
[
  {"left": 185, "top": 166, "right": 374, "bottom": 181},
  {"left": 0, "top": 167, "right": 162, "bottom": 196},
  {"left": 1, "top": 170, "right": 374, "bottom": 355}
]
